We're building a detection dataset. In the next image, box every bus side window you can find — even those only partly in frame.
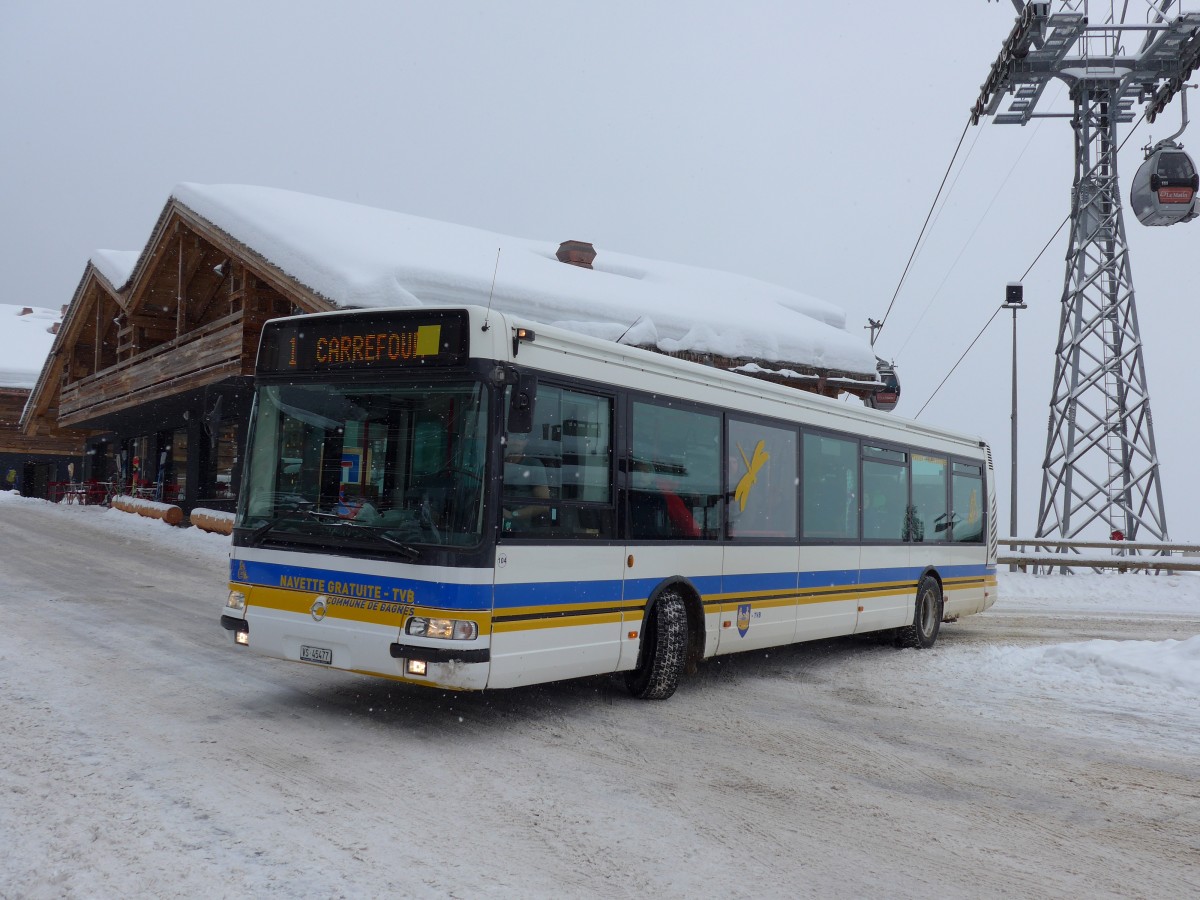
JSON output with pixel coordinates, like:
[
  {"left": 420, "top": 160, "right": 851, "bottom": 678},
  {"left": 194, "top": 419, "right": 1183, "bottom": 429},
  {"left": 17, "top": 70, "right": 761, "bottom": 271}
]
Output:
[
  {"left": 951, "top": 462, "right": 985, "bottom": 543},
  {"left": 727, "top": 417, "right": 798, "bottom": 541},
  {"left": 861, "top": 447, "right": 908, "bottom": 542},
  {"left": 629, "top": 401, "right": 721, "bottom": 540},
  {"left": 911, "top": 454, "right": 948, "bottom": 542},
  {"left": 802, "top": 433, "right": 858, "bottom": 540},
  {"left": 502, "top": 386, "right": 615, "bottom": 538}
]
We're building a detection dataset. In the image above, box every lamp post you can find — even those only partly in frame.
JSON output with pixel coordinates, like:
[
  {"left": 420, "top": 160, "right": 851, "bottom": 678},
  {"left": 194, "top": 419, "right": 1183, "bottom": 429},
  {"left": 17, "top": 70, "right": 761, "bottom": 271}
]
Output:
[{"left": 1003, "top": 283, "right": 1027, "bottom": 568}]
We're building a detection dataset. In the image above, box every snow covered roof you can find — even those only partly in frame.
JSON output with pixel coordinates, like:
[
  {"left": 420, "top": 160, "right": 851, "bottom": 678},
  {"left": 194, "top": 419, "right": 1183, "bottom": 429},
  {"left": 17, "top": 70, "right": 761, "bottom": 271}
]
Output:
[
  {"left": 168, "top": 184, "right": 878, "bottom": 377},
  {"left": 0, "top": 303, "right": 62, "bottom": 389},
  {"left": 89, "top": 249, "right": 140, "bottom": 291}
]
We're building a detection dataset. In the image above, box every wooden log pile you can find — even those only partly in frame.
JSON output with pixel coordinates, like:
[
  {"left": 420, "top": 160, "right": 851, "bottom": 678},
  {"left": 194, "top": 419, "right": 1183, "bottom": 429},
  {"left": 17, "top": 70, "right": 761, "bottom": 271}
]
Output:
[
  {"left": 111, "top": 494, "right": 184, "bottom": 526},
  {"left": 190, "top": 507, "right": 235, "bottom": 535}
]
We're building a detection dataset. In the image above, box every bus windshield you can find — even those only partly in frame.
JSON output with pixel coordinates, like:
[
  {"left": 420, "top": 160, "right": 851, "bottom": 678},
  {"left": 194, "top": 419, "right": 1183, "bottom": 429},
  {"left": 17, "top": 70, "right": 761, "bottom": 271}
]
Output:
[{"left": 238, "top": 379, "right": 490, "bottom": 553}]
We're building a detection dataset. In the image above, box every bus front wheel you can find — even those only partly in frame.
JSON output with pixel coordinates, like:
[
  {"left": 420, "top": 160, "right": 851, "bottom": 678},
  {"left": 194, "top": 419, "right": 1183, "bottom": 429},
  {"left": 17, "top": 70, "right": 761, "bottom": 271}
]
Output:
[
  {"left": 896, "top": 575, "right": 942, "bottom": 649},
  {"left": 625, "top": 591, "right": 688, "bottom": 700}
]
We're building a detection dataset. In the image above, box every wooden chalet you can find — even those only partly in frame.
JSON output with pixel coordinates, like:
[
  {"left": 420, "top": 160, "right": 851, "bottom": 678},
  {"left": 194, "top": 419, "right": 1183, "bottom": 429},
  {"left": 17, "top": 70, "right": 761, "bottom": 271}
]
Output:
[
  {"left": 21, "top": 185, "right": 886, "bottom": 513},
  {"left": 0, "top": 384, "right": 87, "bottom": 498},
  {"left": 21, "top": 197, "right": 338, "bottom": 511}
]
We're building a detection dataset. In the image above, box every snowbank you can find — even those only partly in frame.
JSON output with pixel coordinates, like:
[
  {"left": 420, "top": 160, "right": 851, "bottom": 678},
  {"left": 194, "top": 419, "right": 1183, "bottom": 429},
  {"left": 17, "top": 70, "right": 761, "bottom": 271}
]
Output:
[{"left": 998, "top": 568, "right": 1200, "bottom": 614}]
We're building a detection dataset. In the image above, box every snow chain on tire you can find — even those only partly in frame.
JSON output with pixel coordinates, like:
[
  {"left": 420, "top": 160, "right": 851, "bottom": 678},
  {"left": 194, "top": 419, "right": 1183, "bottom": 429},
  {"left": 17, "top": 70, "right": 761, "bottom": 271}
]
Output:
[{"left": 625, "top": 591, "right": 688, "bottom": 700}]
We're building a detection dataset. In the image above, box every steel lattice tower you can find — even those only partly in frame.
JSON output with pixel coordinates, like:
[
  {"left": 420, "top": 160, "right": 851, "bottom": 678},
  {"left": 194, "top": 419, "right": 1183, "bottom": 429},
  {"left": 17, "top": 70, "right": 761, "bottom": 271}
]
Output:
[
  {"left": 974, "top": 2, "right": 1200, "bottom": 543},
  {"left": 1040, "top": 81, "right": 1167, "bottom": 540}
]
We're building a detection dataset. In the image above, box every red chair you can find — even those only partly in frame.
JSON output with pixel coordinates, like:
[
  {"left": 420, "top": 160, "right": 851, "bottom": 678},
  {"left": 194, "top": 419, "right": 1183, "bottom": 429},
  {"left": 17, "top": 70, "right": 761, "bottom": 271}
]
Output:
[{"left": 86, "top": 481, "right": 107, "bottom": 505}]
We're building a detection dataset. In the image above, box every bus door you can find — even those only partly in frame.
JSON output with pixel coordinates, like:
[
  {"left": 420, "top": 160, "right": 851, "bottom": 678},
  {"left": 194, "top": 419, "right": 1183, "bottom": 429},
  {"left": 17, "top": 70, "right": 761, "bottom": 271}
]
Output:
[
  {"left": 488, "top": 386, "right": 626, "bottom": 689},
  {"left": 797, "top": 432, "right": 862, "bottom": 640},
  {"left": 855, "top": 445, "right": 913, "bottom": 633}
]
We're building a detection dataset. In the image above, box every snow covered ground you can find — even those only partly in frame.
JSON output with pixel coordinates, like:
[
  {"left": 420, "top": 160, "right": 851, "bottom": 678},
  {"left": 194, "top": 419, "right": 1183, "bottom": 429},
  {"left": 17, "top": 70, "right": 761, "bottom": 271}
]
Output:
[{"left": 1, "top": 490, "right": 1198, "bottom": 898}]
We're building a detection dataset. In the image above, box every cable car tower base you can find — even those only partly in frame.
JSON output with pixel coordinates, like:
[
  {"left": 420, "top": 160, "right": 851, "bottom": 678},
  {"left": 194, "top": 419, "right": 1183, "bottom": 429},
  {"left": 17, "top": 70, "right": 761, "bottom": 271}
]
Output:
[{"left": 974, "top": 3, "right": 1200, "bottom": 547}]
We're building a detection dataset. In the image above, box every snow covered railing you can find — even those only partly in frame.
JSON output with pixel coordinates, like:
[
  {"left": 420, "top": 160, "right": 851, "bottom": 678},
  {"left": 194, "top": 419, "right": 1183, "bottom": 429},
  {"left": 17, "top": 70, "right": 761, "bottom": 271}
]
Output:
[{"left": 999, "top": 537, "right": 1200, "bottom": 573}]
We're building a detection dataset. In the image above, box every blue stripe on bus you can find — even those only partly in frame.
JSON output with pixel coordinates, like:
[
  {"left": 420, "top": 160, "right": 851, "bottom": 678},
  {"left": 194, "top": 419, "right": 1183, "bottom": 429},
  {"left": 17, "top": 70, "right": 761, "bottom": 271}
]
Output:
[
  {"left": 622, "top": 574, "right": 724, "bottom": 602},
  {"left": 798, "top": 568, "right": 861, "bottom": 589},
  {"left": 493, "top": 579, "right": 624, "bottom": 608},
  {"left": 232, "top": 559, "right": 994, "bottom": 613},
  {"left": 722, "top": 571, "right": 799, "bottom": 593},
  {"left": 231, "top": 559, "right": 493, "bottom": 611}
]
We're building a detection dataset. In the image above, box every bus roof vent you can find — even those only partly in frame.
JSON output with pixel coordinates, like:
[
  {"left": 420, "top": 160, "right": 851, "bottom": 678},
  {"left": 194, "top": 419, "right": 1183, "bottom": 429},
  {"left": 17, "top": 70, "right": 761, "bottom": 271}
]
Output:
[{"left": 556, "top": 240, "right": 596, "bottom": 269}]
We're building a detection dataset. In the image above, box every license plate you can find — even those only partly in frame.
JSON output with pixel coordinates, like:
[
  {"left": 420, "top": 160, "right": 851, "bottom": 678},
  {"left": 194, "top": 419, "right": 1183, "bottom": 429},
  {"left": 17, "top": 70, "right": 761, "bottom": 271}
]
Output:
[{"left": 300, "top": 645, "right": 333, "bottom": 665}]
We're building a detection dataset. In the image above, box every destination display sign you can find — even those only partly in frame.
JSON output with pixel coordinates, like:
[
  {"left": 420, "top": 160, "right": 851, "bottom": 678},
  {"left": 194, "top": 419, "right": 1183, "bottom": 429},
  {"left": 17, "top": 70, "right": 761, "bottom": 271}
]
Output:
[{"left": 258, "top": 310, "right": 469, "bottom": 374}]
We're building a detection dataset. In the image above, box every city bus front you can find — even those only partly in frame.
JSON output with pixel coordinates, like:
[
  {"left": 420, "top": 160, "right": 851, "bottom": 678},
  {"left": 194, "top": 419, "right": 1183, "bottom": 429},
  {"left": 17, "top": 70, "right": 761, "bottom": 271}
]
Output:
[{"left": 221, "top": 308, "right": 508, "bottom": 690}]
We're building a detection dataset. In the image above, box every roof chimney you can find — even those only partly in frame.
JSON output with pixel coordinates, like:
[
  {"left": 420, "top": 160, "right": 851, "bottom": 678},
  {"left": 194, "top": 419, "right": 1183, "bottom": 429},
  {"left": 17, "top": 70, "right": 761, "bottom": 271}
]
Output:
[{"left": 556, "top": 240, "right": 596, "bottom": 269}]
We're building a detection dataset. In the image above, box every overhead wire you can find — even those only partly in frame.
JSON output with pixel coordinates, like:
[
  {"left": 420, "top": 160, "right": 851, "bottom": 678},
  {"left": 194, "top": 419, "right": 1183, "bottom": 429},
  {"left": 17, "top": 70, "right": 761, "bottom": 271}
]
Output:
[
  {"left": 914, "top": 307, "right": 1003, "bottom": 419},
  {"left": 875, "top": 116, "right": 973, "bottom": 342},
  {"left": 894, "top": 115, "right": 1046, "bottom": 359},
  {"left": 911, "top": 106, "right": 1154, "bottom": 418}
]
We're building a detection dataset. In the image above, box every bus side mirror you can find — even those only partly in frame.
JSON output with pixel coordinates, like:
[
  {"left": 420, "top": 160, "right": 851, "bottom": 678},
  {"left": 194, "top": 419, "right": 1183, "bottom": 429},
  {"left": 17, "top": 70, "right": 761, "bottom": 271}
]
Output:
[{"left": 507, "top": 372, "right": 537, "bottom": 434}]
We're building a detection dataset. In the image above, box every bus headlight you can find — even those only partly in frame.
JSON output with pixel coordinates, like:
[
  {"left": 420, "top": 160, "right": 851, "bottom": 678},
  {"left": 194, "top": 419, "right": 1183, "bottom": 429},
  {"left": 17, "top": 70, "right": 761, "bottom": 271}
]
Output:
[
  {"left": 405, "top": 617, "right": 478, "bottom": 640},
  {"left": 226, "top": 590, "right": 246, "bottom": 611}
]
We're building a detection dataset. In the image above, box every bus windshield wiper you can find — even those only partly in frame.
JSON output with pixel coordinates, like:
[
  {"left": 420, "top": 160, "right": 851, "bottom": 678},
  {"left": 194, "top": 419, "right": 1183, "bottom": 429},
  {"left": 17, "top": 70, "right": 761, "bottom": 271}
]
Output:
[
  {"left": 245, "top": 502, "right": 320, "bottom": 546},
  {"left": 328, "top": 519, "right": 422, "bottom": 561},
  {"left": 247, "top": 503, "right": 420, "bottom": 560}
]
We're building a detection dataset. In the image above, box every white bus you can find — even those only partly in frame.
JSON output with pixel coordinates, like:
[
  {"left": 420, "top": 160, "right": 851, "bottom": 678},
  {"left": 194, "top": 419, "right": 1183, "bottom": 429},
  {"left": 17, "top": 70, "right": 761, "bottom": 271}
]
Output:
[{"left": 222, "top": 306, "right": 997, "bottom": 699}]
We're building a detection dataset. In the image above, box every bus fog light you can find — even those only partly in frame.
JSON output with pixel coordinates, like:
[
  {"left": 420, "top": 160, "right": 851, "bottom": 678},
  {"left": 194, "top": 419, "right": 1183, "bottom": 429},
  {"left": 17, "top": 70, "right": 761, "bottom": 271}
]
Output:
[
  {"left": 226, "top": 590, "right": 246, "bottom": 611},
  {"left": 234, "top": 630, "right": 250, "bottom": 646},
  {"left": 407, "top": 659, "right": 428, "bottom": 676}
]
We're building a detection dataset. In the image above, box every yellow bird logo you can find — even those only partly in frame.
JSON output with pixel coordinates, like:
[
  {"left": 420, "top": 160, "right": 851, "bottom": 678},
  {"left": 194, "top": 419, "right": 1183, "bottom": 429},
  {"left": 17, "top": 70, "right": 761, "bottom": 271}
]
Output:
[{"left": 734, "top": 440, "right": 769, "bottom": 512}]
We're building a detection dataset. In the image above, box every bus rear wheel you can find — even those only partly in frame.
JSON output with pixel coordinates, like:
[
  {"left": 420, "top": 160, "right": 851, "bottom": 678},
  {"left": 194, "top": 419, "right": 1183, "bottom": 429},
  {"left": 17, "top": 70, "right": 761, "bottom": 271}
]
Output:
[
  {"left": 625, "top": 591, "right": 687, "bottom": 700},
  {"left": 896, "top": 575, "right": 942, "bottom": 649}
]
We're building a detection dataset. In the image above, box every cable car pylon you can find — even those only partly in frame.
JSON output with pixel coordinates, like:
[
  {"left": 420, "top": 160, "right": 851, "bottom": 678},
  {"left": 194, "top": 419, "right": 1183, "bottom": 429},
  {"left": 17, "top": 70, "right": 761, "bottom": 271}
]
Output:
[{"left": 973, "top": 2, "right": 1200, "bottom": 548}]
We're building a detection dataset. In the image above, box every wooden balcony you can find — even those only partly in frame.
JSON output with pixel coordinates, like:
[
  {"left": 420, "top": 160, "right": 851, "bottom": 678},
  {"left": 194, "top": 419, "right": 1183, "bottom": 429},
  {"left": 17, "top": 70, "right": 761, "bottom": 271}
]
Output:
[{"left": 57, "top": 309, "right": 268, "bottom": 428}]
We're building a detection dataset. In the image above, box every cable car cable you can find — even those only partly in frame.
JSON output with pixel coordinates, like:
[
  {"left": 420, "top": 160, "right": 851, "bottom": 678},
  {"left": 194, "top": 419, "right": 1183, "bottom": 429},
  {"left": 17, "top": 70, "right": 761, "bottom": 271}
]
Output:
[
  {"left": 894, "top": 120, "right": 1046, "bottom": 359},
  {"left": 914, "top": 307, "right": 1002, "bottom": 420},
  {"left": 876, "top": 116, "right": 973, "bottom": 343},
  {"left": 911, "top": 110, "right": 1155, "bottom": 418},
  {"left": 923, "top": 118, "right": 989, "bottom": 249}
]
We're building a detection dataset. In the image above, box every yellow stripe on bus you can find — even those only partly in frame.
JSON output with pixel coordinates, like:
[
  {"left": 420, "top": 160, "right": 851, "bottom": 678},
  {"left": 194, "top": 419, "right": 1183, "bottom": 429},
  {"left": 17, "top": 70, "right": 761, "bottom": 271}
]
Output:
[
  {"left": 236, "top": 571, "right": 996, "bottom": 638},
  {"left": 239, "top": 584, "right": 491, "bottom": 631}
]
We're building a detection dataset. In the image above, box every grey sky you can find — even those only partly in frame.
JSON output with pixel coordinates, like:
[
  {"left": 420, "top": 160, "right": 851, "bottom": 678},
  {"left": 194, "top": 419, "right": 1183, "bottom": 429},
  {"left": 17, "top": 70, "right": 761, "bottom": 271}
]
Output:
[{"left": 3, "top": 1, "right": 1198, "bottom": 539}]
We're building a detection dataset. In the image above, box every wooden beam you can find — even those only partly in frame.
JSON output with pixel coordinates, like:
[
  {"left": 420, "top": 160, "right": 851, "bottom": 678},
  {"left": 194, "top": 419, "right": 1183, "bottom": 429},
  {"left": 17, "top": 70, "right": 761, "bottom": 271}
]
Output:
[
  {"left": 172, "top": 235, "right": 211, "bottom": 337},
  {"left": 176, "top": 233, "right": 185, "bottom": 338},
  {"left": 191, "top": 265, "right": 230, "bottom": 324}
]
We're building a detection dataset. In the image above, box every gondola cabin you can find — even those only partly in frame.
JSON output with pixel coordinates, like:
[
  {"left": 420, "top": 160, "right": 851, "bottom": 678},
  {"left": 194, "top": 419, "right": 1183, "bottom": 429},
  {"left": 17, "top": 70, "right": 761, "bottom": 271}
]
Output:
[
  {"left": 1130, "top": 142, "right": 1199, "bottom": 226},
  {"left": 864, "top": 358, "right": 900, "bottom": 412}
]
